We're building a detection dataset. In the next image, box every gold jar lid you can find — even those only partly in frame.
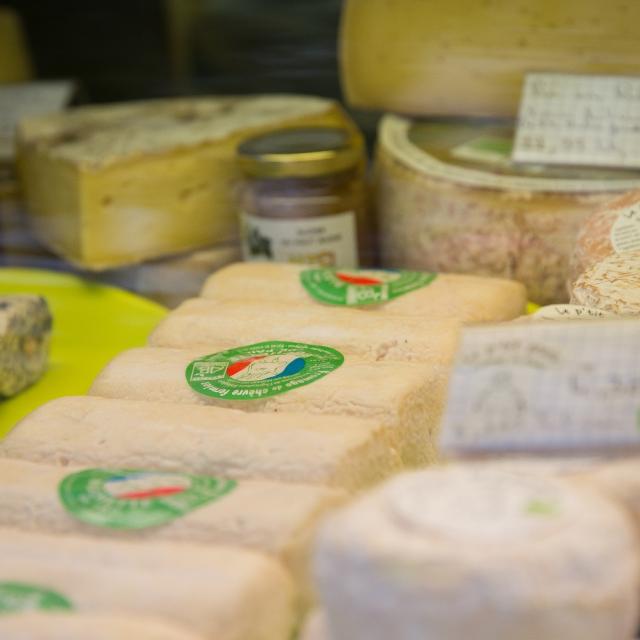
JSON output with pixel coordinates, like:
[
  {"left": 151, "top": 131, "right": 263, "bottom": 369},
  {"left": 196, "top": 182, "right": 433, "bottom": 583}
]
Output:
[{"left": 237, "top": 127, "right": 362, "bottom": 179}]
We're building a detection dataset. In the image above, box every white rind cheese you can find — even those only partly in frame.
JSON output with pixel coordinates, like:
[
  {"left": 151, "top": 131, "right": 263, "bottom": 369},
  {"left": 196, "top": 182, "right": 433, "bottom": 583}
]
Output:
[
  {"left": 0, "top": 527, "right": 295, "bottom": 640},
  {"left": 88, "top": 347, "right": 447, "bottom": 467},
  {"left": 0, "top": 396, "right": 401, "bottom": 492},
  {"left": 314, "top": 466, "right": 640, "bottom": 640}
]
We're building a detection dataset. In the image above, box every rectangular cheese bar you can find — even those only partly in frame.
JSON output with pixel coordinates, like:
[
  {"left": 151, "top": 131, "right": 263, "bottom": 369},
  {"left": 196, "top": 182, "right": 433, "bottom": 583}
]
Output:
[
  {"left": 0, "top": 458, "right": 346, "bottom": 605},
  {"left": 16, "top": 96, "right": 359, "bottom": 269},
  {"left": 0, "top": 396, "right": 401, "bottom": 491},
  {"left": 0, "top": 613, "right": 203, "bottom": 640},
  {"left": 200, "top": 263, "right": 527, "bottom": 323},
  {"left": 0, "top": 527, "right": 295, "bottom": 639},
  {"left": 149, "top": 298, "right": 460, "bottom": 364},
  {"left": 88, "top": 347, "right": 447, "bottom": 466}
]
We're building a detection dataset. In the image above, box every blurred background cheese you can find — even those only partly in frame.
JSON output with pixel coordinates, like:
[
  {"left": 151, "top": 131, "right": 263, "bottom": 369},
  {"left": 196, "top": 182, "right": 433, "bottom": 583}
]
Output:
[
  {"left": 0, "top": 396, "right": 401, "bottom": 492},
  {"left": 375, "top": 116, "right": 640, "bottom": 305},
  {"left": 0, "top": 527, "right": 295, "bottom": 640},
  {"left": 340, "top": 0, "right": 640, "bottom": 118},
  {"left": 16, "top": 95, "right": 360, "bottom": 270}
]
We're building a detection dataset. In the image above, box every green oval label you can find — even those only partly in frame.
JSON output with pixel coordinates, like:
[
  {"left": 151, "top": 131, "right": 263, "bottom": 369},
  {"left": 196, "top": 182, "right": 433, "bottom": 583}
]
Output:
[
  {"left": 299, "top": 268, "right": 437, "bottom": 306},
  {"left": 185, "top": 340, "right": 344, "bottom": 400},
  {"left": 59, "top": 469, "right": 237, "bottom": 529},
  {"left": 0, "top": 583, "right": 72, "bottom": 614}
]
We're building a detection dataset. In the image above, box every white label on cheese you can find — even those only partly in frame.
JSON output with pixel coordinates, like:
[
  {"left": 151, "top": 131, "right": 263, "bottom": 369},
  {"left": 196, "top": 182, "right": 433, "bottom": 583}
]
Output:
[
  {"left": 533, "top": 304, "right": 612, "bottom": 320},
  {"left": 241, "top": 211, "right": 358, "bottom": 268},
  {"left": 440, "top": 321, "right": 640, "bottom": 456},
  {"left": 513, "top": 73, "right": 640, "bottom": 169},
  {"left": 611, "top": 202, "right": 640, "bottom": 254}
]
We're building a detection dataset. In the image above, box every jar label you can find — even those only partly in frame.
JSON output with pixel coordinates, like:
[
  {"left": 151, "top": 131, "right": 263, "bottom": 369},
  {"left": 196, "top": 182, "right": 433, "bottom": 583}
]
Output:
[
  {"left": 611, "top": 203, "right": 640, "bottom": 254},
  {"left": 241, "top": 211, "right": 358, "bottom": 268},
  {"left": 299, "top": 268, "right": 437, "bottom": 306},
  {"left": 185, "top": 340, "right": 344, "bottom": 400},
  {"left": 59, "top": 469, "right": 237, "bottom": 529},
  {"left": 0, "top": 583, "right": 73, "bottom": 613}
]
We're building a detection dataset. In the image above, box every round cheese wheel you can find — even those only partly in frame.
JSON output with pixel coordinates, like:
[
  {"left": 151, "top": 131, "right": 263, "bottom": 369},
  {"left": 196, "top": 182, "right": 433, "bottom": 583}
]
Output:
[{"left": 314, "top": 465, "right": 640, "bottom": 640}]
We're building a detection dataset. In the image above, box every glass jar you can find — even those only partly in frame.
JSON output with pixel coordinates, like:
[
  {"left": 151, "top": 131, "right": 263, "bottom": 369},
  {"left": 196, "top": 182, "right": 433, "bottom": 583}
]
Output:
[{"left": 236, "top": 126, "right": 368, "bottom": 268}]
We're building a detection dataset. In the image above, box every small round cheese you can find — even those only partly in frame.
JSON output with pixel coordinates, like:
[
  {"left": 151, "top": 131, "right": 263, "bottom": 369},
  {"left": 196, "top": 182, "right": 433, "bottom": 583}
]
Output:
[{"left": 314, "top": 466, "right": 640, "bottom": 640}]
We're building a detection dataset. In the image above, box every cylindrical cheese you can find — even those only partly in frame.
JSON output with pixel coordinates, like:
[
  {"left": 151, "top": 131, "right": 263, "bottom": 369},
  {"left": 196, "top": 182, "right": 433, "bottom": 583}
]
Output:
[
  {"left": 149, "top": 298, "right": 460, "bottom": 364},
  {"left": 88, "top": 347, "right": 447, "bottom": 467},
  {"left": 0, "top": 528, "right": 295, "bottom": 640},
  {"left": 314, "top": 466, "right": 640, "bottom": 640},
  {"left": 200, "top": 262, "right": 527, "bottom": 323},
  {"left": 375, "top": 116, "right": 640, "bottom": 304},
  {"left": 0, "top": 396, "right": 401, "bottom": 492}
]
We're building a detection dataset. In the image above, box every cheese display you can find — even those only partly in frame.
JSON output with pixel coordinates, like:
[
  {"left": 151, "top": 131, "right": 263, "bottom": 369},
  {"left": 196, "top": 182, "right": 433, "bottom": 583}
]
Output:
[
  {"left": 0, "top": 396, "right": 401, "bottom": 492},
  {"left": 375, "top": 117, "right": 640, "bottom": 305},
  {"left": 200, "top": 262, "right": 527, "bottom": 323},
  {"left": 0, "top": 295, "right": 52, "bottom": 397},
  {"left": 0, "top": 528, "right": 295, "bottom": 639},
  {"left": 0, "top": 613, "right": 204, "bottom": 640},
  {"left": 149, "top": 298, "right": 461, "bottom": 364},
  {"left": 314, "top": 466, "right": 640, "bottom": 640},
  {"left": 0, "top": 458, "right": 346, "bottom": 603},
  {"left": 88, "top": 346, "right": 446, "bottom": 466},
  {"left": 16, "top": 96, "right": 359, "bottom": 269},
  {"left": 339, "top": 0, "right": 640, "bottom": 118}
]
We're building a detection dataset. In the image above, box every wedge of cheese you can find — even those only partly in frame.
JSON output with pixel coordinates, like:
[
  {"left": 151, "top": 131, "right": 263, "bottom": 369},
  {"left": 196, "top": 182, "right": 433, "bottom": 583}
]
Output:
[
  {"left": 149, "top": 298, "right": 460, "bottom": 364},
  {"left": 0, "top": 458, "right": 345, "bottom": 606},
  {"left": 314, "top": 466, "right": 640, "bottom": 640},
  {"left": 0, "top": 613, "right": 203, "bottom": 640},
  {"left": 0, "top": 528, "right": 295, "bottom": 640},
  {"left": 88, "top": 347, "right": 447, "bottom": 466},
  {"left": 16, "top": 96, "right": 359, "bottom": 269},
  {"left": 200, "top": 263, "right": 526, "bottom": 323},
  {"left": 0, "top": 397, "right": 399, "bottom": 492}
]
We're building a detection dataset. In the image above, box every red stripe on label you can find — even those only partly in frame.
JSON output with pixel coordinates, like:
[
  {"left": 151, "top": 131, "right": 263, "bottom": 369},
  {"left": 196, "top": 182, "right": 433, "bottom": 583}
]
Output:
[
  {"left": 336, "top": 273, "right": 381, "bottom": 286},
  {"left": 117, "top": 486, "right": 185, "bottom": 500},
  {"left": 226, "top": 355, "right": 266, "bottom": 377}
]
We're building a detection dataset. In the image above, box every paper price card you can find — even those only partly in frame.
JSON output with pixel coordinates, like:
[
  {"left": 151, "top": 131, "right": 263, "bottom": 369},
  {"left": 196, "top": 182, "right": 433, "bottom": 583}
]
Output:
[
  {"left": 439, "top": 320, "right": 640, "bottom": 457},
  {"left": 513, "top": 73, "right": 640, "bottom": 169}
]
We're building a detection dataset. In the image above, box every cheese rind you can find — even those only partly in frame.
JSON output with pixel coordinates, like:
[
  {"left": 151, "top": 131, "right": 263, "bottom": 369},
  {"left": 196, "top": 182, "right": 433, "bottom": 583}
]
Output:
[
  {"left": 0, "top": 396, "right": 400, "bottom": 492},
  {"left": 88, "top": 347, "right": 447, "bottom": 466},
  {"left": 0, "top": 527, "right": 295, "bottom": 640}
]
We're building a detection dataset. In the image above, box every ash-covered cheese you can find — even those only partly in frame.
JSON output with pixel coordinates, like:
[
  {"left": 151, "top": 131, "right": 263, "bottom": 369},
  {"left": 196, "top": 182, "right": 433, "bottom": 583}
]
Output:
[
  {"left": 375, "top": 117, "right": 640, "bottom": 304},
  {"left": 0, "top": 295, "right": 51, "bottom": 397},
  {"left": 16, "top": 96, "right": 358, "bottom": 269},
  {"left": 314, "top": 466, "right": 640, "bottom": 640}
]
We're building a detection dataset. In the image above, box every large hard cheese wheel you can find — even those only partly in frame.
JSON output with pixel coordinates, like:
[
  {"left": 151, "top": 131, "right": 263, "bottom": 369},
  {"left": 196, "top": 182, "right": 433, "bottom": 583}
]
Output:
[
  {"left": 16, "top": 96, "right": 359, "bottom": 269},
  {"left": 314, "top": 466, "right": 640, "bottom": 640},
  {"left": 375, "top": 117, "right": 640, "bottom": 304},
  {"left": 0, "top": 458, "right": 346, "bottom": 606},
  {"left": 0, "top": 528, "right": 295, "bottom": 640},
  {"left": 200, "top": 262, "right": 526, "bottom": 323},
  {"left": 149, "top": 298, "right": 460, "bottom": 365},
  {"left": 88, "top": 346, "right": 446, "bottom": 467},
  {"left": 0, "top": 396, "right": 400, "bottom": 492}
]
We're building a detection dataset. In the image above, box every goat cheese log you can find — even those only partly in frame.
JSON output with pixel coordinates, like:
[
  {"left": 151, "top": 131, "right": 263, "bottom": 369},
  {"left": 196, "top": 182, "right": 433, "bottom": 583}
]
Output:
[
  {"left": 88, "top": 347, "right": 447, "bottom": 466},
  {"left": 0, "top": 458, "right": 346, "bottom": 606},
  {"left": 314, "top": 466, "right": 640, "bottom": 640},
  {"left": 199, "top": 263, "right": 527, "bottom": 323},
  {"left": 0, "top": 528, "right": 295, "bottom": 640},
  {"left": 0, "top": 396, "right": 400, "bottom": 491},
  {"left": 149, "top": 298, "right": 460, "bottom": 364},
  {"left": 0, "top": 613, "right": 203, "bottom": 640}
]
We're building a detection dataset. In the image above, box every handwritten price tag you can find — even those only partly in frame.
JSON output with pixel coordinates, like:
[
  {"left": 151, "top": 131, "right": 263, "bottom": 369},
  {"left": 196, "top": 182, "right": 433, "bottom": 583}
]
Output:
[{"left": 513, "top": 73, "right": 640, "bottom": 168}]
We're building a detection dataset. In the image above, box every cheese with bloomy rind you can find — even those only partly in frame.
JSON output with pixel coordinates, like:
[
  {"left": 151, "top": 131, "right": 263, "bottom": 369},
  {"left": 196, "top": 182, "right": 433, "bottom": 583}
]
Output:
[
  {"left": 16, "top": 96, "right": 359, "bottom": 269},
  {"left": 0, "top": 295, "right": 51, "bottom": 397},
  {"left": 0, "top": 527, "right": 295, "bottom": 640},
  {"left": 200, "top": 262, "right": 526, "bottom": 323},
  {"left": 149, "top": 298, "right": 460, "bottom": 364},
  {"left": 0, "top": 613, "right": 204, "bottom": 640},
  {"left": 0, "top": 458, "right": 346, "bottom": 607},
  {"left": 314, "top": 465, "right": 640, "bottom": 640},
  {"left": 0, "top": 396, "right": 400, "bottom": 492},
  {"left": 88, "top": 347, "right": 447, "bottom": 467}
]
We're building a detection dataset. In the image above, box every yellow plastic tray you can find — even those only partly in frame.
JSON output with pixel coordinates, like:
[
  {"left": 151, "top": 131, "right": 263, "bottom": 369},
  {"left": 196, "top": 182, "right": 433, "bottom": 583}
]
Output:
[{"left": 0, "top": 268, "right": 167, "bottom": 436}]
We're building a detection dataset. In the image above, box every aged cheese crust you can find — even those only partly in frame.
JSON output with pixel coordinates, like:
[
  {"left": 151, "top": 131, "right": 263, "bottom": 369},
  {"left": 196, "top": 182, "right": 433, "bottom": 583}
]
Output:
[{"left": 0, "top": 295, "right": 51, "bottom": 397}]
